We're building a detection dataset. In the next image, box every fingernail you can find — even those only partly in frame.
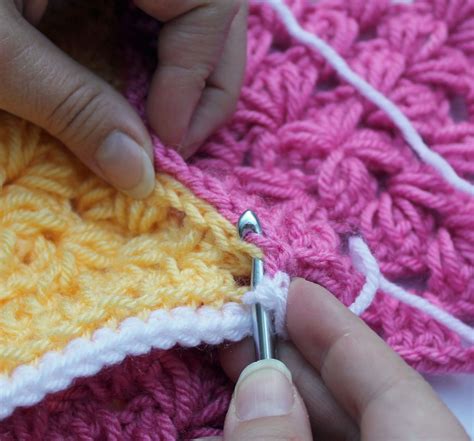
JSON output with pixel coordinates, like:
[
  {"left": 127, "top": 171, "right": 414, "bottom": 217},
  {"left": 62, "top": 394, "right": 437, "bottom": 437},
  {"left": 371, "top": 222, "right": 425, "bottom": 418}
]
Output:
[
  {"left": 235, "top": 359, "right": 294, "bottom": 421},
  {"left": 96, "top": 131, "right": 155, "bottom": 199}
]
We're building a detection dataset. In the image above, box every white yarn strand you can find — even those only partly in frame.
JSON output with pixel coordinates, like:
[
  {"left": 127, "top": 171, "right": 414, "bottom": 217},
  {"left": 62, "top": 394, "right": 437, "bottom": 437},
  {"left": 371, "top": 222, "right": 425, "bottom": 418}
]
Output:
[
  {"left": 243, "top": 272, "right": 290, "bottom": 337},
  {"left": 4, "top": 2, "right": 474, "bottom": 420},
  {"left": 0, "top": 275, "right": 289, "bottom": 421},
  {"left": 379, "top": 278, "right": 474, "bottom": 344},
  {"left": 2, "top": 241, "right": 473, "bottom": 420},
  {"left": 260, "top": 0, "right": 474, "bottom": 197},
  {"left": 0, "top": 303, "right": 253, "bottom": 420},
  {"left": 348, "top": 238, "right": 381, "bottom": 315},
  {"left": 349, "top": 237, "right": 474, "bottom": 344}
]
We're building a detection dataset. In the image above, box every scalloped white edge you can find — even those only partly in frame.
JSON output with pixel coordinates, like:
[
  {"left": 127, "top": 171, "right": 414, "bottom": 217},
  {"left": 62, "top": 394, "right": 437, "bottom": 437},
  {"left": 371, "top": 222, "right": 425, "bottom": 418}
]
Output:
[
  {"left": 2, "top": 237, "right": 473, "bottom": 420},
  {"left": 0, "top": 302, "right": 253, "bottom": 419},
  {"left": 2, "top": 0, "right": 474, "bottom": 422}
]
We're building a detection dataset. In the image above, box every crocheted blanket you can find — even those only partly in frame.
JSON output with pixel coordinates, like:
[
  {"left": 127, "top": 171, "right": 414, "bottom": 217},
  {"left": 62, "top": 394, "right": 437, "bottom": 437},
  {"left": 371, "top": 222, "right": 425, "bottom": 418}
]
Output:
[{"left": 1, "top": 0, "right": 474, "bottom": 438}]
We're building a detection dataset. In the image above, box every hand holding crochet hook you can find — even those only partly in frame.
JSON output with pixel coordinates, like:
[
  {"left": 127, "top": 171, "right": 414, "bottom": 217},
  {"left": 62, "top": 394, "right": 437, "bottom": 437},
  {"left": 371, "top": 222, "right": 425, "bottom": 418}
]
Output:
[
  {"left": 0, "top": 0, "right": 247, "bottom": 198},
  {"left": 210, "top": 277, "right": 469, "bottom": 441},
  {"left": 195, "top": 213, "right": 469, "bottom": 441},
  {"left": 0, "top": 2, "right": 470, "bottom": 440}
]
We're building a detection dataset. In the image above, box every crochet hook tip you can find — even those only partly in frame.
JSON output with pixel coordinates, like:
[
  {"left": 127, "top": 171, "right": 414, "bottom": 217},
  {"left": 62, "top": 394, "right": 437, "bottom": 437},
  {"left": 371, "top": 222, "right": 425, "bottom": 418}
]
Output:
[
  {"left": 237, "top": 210, "right": 275, "bottom": 361},
  {"left": 238, "top": 210, "right": 263, "bottom": 239}
]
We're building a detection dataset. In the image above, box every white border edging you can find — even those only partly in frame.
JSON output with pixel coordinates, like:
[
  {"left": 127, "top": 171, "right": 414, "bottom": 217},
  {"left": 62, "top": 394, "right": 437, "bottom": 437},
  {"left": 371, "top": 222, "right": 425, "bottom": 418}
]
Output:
[
  {"left": 0, "top": 303, "right": 253, "bottom": 419},
  {"left": 1, "top": 236, "right": 473, "bottom": 420}
]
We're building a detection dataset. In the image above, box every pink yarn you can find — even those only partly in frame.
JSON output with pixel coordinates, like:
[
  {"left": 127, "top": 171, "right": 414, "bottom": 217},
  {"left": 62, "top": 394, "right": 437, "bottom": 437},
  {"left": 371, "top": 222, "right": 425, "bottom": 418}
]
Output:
[
  {"left": 3, "top": 0, "right": 474, "bottom": 438},
  {"left": 0, "top": 349, "right": 231, "bottom": 440},
  {"left": 125, "top": 0, "right": 474, "bottom": 372}
]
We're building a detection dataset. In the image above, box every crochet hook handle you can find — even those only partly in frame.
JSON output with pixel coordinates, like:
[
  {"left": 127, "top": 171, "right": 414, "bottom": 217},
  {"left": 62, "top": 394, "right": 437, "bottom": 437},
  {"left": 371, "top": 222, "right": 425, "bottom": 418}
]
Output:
[{"left": 238, "top": 210, "right": 275, "bottom": 360}]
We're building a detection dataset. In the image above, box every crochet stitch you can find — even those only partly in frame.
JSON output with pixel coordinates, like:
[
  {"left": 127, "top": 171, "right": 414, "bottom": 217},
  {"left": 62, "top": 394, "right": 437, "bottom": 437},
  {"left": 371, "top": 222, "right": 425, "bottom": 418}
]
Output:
[
  {"left": 1, "top": 0, "right": 474, "bottom": 437},
  {"left": 0, "top": 112, "right": 258, "bottom": 375},
  {"left": 125, "top": 0, "right": 474, "bottom": 372},
  {"left": 0, "top": 349, "right": 232, "bottom": 440}
]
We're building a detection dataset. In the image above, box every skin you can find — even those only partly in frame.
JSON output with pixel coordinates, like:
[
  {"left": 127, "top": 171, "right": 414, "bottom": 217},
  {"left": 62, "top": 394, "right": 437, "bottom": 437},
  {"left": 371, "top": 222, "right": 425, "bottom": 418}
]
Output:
[
  {"left": 0, "top": 4, "right": 469, "bottom": 439},
  {"left": 0, "top": 0, "right": 247, "bottom": 198},
  {"left": 202, "top": 279, "right": 470, "bottom": 441}
]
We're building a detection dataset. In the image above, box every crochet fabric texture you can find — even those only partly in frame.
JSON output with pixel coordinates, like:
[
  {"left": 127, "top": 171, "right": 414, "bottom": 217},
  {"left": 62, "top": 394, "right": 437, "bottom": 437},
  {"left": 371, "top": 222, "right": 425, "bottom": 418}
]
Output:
[
  {"left": 1, "top": 0, "right": 474, "bottom": 438},
  {"left": 125, "top": 0, "right": 474, "bottom": 369}
]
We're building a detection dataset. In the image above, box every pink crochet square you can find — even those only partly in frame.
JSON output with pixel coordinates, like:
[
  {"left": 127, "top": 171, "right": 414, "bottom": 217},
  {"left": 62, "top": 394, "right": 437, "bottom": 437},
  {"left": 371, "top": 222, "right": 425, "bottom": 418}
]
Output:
[
  {"left": 2, "top": 0, "right": 473, "bottom": 438},
  {"left": 125, "top": 0, "right": 474, "bottom": 372},
  {"left": 0, "top": 349, "right": 231, "bottom": 440}
]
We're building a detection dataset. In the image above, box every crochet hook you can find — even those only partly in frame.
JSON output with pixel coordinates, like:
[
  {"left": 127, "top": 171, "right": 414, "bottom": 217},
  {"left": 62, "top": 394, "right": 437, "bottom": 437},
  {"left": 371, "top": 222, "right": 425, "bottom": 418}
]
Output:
[{"left": 238, "top": 210, "right": 275, "bottom": 360}]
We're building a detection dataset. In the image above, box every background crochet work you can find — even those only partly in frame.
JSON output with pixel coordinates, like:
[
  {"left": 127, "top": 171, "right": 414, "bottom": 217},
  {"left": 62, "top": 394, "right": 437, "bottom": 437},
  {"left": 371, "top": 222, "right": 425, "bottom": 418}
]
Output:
[
  {"left": 126, "top": 0, "right": 474, "bottom": 372},
  {"left": 0, "top": 112, "right": 257, "bottom": 374},
  {"left": 1, "top": 0, "right": 474, "bottom": 438},
  {"left": 0, "top": 349, "right": 231, "bottom": 440}
]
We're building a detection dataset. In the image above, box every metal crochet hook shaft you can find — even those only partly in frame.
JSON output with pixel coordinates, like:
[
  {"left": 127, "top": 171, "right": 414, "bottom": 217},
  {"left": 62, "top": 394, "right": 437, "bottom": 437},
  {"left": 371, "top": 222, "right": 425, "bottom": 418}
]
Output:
[{"left": 238, "top": 210, "right": 275, "bottom": 360}]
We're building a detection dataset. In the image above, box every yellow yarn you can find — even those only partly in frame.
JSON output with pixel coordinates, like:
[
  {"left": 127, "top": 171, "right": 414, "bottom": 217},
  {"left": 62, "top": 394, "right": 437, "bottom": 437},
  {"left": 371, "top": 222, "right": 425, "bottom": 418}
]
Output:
[{"left": 0, "top": 112, "right": 260, "bottom": 375}]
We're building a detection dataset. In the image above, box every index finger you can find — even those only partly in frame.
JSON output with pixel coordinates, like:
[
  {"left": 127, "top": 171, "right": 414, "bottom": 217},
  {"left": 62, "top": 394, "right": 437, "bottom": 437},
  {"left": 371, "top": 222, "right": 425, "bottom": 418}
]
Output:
[
  {"left": 288, "top": 279, "right": 468, "bottom": 440},
  {"left": 134, "top": 0, "right": 242, "bottom": 153}
]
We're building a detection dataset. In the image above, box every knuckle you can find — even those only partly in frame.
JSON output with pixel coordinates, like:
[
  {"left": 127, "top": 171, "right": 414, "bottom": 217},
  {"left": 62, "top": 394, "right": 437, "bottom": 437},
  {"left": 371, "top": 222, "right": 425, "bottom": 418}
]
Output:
[
  {"left": 162, "top": 62, "right": 209, "bottom": 90},
  {"left": 0, "top": 28, "right": 12, "bottom": 56},
  {"left": 362, "top": 369, "right": 422, "bottom": 417},
  {"left": 238, "top": 0, "right": 249, "bottom": 14},
  {"left": 0, "top": 27, "right": 32, "bottom": 110},
  {"left": 225, "top": 88, "right": 240, "bottom": 114},
  {"left": 46, "top": 81, "right": 106, "bottom": 143}
]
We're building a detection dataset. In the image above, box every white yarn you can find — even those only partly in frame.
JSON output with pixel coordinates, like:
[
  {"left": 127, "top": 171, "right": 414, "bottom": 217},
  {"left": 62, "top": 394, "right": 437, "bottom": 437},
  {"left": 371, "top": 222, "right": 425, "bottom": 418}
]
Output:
[
  {"left": 379, "top": 278, "right": 474, "bottom": 344},
  {"left": 4, "top": 0, "right": 474, "bottom": 421},
  {"left": 260, "top": 0, "right": 474, "bottom": 197},
  {"left": 349, "top": 237, "right": 474, "bottom": 344},
  {"left": 242, "top": 240, "right": 474, "bottom": 346},
  {"left": 243, "top": 272, "right": 290, "bottom": 337},
  {"left": 0, "top": 275, "right": 287, "bottom": 420},
  {"left": 242, "top": 240, "right": 474, "bottom": 347},
  {"left": 348, "top": 238, "right": 381, "bottom": 315},
  {"left": 2, "top": 244, "right": 473, "bottom": 420},
  {"left": 0, "top": 303, "right": 253, "bottom": 420}
]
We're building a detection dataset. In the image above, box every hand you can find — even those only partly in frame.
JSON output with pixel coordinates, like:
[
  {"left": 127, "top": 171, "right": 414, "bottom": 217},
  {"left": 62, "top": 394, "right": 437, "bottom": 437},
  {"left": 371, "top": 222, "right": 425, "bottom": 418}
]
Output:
[
  {"left": 208, "top": 279, "right": 469, "bottom": 441},
  {"left": 0, "top": 0, "right": 247, "bottom": 198}
]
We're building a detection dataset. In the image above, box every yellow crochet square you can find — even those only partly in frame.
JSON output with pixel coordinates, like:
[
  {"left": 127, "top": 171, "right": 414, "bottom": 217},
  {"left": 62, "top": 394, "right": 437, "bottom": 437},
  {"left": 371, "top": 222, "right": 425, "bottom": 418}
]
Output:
[{"left": 0, "top": 113, "right": 259, "bottom": 375}]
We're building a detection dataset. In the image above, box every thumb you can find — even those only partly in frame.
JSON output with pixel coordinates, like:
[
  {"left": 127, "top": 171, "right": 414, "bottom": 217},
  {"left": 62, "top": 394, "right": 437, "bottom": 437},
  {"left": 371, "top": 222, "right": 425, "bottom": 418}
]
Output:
[
  {"left": 0, "top": 2, "right": 155, "bottom": 198},
  {"left": 223, "top": 359, "right": 313, "bottom": 441}
]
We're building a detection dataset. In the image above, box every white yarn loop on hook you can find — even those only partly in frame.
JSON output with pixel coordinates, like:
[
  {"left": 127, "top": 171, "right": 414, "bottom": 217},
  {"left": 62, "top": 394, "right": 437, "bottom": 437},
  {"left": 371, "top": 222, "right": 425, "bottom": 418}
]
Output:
[
  {"left": 1, "top": 236, "right": 473, "bottom": 421},
  {"left": 3, "top": 0, "right": 474, "bottom": 424},
  {"left": 243, "top": 272, "right": 290, "bottom": 337},
  {"left": 242, "top": 238, "right": 474, "bottom": 345}
]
